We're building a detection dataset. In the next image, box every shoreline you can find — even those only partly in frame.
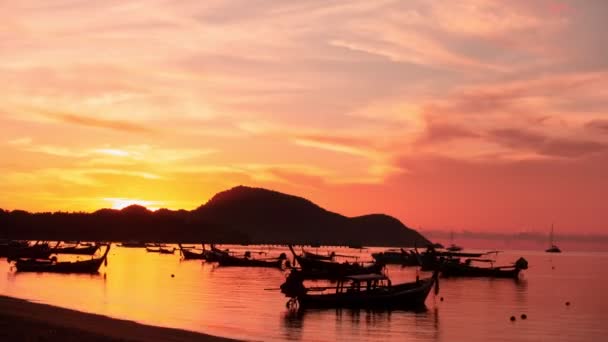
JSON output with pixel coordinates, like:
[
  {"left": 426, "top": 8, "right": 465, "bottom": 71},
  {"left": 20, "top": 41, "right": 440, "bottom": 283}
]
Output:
[{"left": 0, "top": 295, "right": 238, "bottom": 342}]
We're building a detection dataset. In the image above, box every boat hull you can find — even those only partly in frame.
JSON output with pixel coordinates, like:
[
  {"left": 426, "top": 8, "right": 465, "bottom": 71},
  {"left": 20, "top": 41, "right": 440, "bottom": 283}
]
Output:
[
  {"left": 298, "top": 277, "right": 436, "bottom": 309},
  {"left": 15, "top": 258, "right": 105, "bottom": 273},
  {"left": 180, "top": 249, "right": 207, "bottom": 260},
  {"left": 14, "top": 245, "right": 111, "bottom": 274}
]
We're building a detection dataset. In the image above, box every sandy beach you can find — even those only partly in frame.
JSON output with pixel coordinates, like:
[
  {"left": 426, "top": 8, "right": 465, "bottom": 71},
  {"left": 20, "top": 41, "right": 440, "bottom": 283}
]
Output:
[{"left": 0, "top": 295, "right": 237, "bottom": 342}]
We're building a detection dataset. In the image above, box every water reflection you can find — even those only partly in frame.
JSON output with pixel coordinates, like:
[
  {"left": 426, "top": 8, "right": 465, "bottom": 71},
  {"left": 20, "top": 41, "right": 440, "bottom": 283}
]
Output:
[
  {"left": 281, "top": 310, "right": 304, "bottom": 340},
  {"left": 1, "top": 246, "right": 607, "bottom": 341},
  {"left": 513, "top": 277, "right": 528, "bottom": 305},
  {"left": 279, "top": 306, "right": 439, "bottom": 341}
]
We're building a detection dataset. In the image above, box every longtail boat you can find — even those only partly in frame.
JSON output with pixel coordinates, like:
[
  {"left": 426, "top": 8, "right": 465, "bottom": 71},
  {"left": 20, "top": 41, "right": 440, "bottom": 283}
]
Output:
[
  {"left": 302, "top": 248, "right": 335, "bottom": 261},
  {"left": 280, "top": 270, "right": 439, "bottom": 309},
  {"left": 4, "top": 241, "right": 60, "bottom": 260},
  {"left": 371, "top": 248, "right": 420, "bottom": 266},
  {"left": 288, "top": 245, "right": 384, "bottom": 279},
  {"left": 414, "top": 246, "right": 488, "bottom": 271},
  {"left": 159, "top": 247, "right": 175, "bottom": 254},
  {"left": 178, "top": 244, "right": 207, "bottom": 260},
  {"left": 54, "top": 242, "right": 100, "bottom": 255},
  {"left": 13, "top": 244, "right": 111, "bottom": 274},
  {"left": 205, "top": 244, "right": 230, "bottom": 262},
  {"left": 217, "top": 251, "right": 286, "bottom": 268},
  {"left": 146, "top": 243, "right": 168, "bottom": 248},
  {"left": 293, "top": 262, "right": 385, "bottom": 280},
  {"left": 440, "top": 257, "right": 528, "bottom": 279}
]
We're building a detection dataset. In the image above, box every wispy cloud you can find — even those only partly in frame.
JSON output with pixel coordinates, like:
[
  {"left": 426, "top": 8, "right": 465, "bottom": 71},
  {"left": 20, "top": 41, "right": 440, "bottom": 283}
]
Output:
[
  {"left": 44, "top": 111, "right": 155, "bottom": 134},
  {"left": 292, "top": 135, "right": 377, "bottom": 158},
  {"left": 586, "top": 119, "right": 608, "bottom": 134},
  {"left": 491, "top": 128, "right": 607, "bottom": 158},
  {"left": 8, "top": 137, "right": 32, "bottom": 146}
]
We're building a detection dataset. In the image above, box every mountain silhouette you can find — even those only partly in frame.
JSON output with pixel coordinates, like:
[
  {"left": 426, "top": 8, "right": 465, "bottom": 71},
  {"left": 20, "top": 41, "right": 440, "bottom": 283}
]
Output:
[{"left": 0, "top": 186, "right": 429, "bottom": 246}]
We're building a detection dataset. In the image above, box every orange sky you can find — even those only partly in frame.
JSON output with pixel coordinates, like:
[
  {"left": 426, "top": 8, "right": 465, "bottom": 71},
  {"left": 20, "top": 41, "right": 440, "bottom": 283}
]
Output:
[{"left": 1, "top": 1, "right": 607, "bottom": 234}]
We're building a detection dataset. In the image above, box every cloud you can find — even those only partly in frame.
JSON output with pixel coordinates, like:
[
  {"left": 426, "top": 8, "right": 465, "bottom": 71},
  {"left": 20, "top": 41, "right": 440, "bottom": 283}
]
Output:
[
  {"left": 267, "top": 169, "right": 327, "bottom": 189},
  {"left": 411, "top": 71, "right": 608, "bottom": 162},
  {"left": 24, "top": 145, "right": 90, "bottom": 158},
  {"left": 416, "top": 120, "right": 480, "bottom": 145},
  {"left": 8, "top": 137, "right": 32, "bottom": 145},
  {"left": 44, "top": 112, "right": 155, "bottom": 134},
  {"left": 329, "top": 37, "right": 501, "bottom": 71},
  {"left": 94, "top": 148, "right": 130, "bottom": 157},
  {"left": 87, "top": 169, "right": 163, "bottom": 180},
  {"left": 426, "top": 71, "right": 608, "bottom": 120},
  {"left": 586, "top": 119, "right": 608, "bottom": 134},
  {"left": 292, "top": 134, "right": 377, "bottom": 158},
  {"left": 491, "top": 129, "right": 547, "bottom": 149},
  {"left": 541, "top": 139, "right": 607, "bottom": 158},
  {"left": 491, "top": 128, "right": 607, "bottom": 158},
  {"left": 430, "top": 1, "right": 549, "bottom": 37}
]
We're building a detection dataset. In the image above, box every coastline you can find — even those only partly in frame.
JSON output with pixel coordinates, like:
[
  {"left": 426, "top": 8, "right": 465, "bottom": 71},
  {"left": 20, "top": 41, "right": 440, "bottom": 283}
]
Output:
[{"left": 0, "top": 295, "right": 238, "bottom": 342}]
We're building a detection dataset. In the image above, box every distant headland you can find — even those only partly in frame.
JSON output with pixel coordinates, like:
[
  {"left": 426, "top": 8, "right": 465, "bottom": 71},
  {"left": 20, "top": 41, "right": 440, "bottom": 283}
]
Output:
[{"left": 0, "top": 186, "right": 429, "bottom": 247}]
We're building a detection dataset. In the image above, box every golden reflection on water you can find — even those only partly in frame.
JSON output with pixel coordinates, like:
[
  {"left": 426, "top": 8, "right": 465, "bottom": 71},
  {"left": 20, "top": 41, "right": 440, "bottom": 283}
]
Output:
[{"left": 1, "top": 245, "right": 608, "bottom": 341}]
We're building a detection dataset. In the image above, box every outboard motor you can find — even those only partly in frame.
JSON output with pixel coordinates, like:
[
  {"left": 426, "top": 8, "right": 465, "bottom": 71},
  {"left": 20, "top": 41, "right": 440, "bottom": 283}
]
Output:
[
  {"left": 514, "top": 257, "right": 529, "bottom": 270},
  {"left": 280, "top": 271, "right": 307, "bottom": 298}
]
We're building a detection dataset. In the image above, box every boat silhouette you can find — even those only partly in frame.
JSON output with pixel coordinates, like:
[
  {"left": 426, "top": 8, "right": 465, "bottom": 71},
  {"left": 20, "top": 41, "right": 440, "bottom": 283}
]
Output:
[{"left": 12, "top": 244, "right": 111, "bottom": 273}]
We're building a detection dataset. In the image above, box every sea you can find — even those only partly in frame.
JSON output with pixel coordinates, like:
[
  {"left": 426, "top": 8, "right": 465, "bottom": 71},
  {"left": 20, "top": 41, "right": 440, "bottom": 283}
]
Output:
[{"left": 1, "top": 244, "right": 607, "bottom": 341}]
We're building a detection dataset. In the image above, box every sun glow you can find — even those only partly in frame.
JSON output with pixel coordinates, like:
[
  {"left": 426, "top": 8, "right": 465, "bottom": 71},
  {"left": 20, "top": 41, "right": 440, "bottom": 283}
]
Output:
[
  {"left": 95, "top": 148, "right": 130, "bottom": 157},
  {"left": 105, "top": 198, "right": 160, "bottom": 211}
]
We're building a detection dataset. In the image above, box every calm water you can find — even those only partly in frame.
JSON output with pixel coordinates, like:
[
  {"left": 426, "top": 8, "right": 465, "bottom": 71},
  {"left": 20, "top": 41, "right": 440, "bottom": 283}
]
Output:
[{"left": 1, "top": 245, "right": 607, "bottom": 341}]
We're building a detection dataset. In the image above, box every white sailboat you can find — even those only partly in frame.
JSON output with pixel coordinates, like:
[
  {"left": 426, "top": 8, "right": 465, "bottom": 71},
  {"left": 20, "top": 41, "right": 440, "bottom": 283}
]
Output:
[
  {"left": 545, "top": 224, "right": 562, "bottom": 253},
  {"left": 446, "top": 231, "right": 463, "bottom": 252}
]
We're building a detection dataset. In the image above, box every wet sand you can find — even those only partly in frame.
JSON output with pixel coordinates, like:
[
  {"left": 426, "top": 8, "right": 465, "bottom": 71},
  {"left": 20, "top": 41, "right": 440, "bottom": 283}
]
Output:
[{"left": 0, "top": 295, "right": 237, "bottom": 342}]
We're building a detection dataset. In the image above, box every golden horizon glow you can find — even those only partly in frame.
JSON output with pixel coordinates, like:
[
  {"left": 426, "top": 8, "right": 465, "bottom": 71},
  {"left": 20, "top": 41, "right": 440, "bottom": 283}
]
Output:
[
  {"left": 106, "top": 198, "right": 161, "bottom": 211},
  {"left": 1, "top": 1, "right": 607, "bottom": 233}
]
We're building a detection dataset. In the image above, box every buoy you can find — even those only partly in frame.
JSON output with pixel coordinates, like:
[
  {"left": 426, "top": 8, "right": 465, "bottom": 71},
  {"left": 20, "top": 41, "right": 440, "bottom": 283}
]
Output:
[
  {"left": 566, "top": 301, "right": 570, "bottom": 306},
  {"left": 510, "top": 316, "right": 516, "bottom": 322},
  {"left": 440, "top": 297, "right": 444, "bottom": 302},
  {"left": 521, "top": 314, "right": 527, "bottom": 320}
]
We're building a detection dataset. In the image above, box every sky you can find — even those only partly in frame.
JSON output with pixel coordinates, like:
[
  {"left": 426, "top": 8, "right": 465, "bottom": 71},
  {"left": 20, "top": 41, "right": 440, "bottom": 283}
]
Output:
[{"left": 1, "top": 0, "right": 607, "bottom": 234}]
